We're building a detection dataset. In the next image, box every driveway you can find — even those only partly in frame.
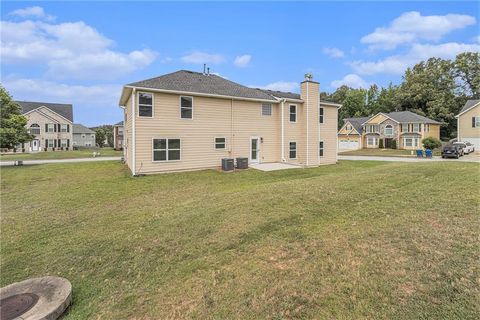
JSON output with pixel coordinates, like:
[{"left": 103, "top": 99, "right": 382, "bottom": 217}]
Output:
[
  {"left": 338, "top": 154, "right": 480, "bottom": 163},
  {"left": 0, "top": 157, "right": 122, "bottom": 167}
]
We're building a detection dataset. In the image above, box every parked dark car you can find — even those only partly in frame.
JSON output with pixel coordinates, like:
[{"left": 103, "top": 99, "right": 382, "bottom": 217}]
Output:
[
  {"left": 454, "top": 144, "right": 464, "bottom": 156},
  {"left": 441, "top": 146, "right": 460, "bottom": 159}
]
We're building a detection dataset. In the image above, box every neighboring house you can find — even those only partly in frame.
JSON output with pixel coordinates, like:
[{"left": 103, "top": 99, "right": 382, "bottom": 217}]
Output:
[
  {"left": 72, "top": 124, "right": 96, "bottom": 147},
  {"left": 118, "top": 70, "right": 341, "bottom": 175},
  {"left": 456, "top": 99, "right": 480, "bottom": 147},
  {"left": 113, "top": 121, "right": 124, "bottom": 150},
  {"left": 338, "top": 111, "right": 441, "bottom": 150},
  {"left": 17, "top": 101, "right": 73, "bottom": 152}
]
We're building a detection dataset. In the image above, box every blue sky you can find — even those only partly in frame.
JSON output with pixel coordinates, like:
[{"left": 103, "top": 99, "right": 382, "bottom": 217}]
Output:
[{"left": 1, "top": 1, "right": 479, "bottom": 126}]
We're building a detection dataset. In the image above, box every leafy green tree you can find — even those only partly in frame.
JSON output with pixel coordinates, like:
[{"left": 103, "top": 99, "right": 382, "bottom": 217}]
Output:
[
  {"left": 94, "top": 128, "right": 106, "bottom": 148},
  {"left": 455, "top": 52, "right": 480, "bottom": 98},
  {"left": 91, "top": 125, "right": 113, "bottom": 147},
  {"left": 422, "top": 137, "right": 442, "bottom": 150},
  {"left": 0, "top": 85, "right": 33, "bottom": 149}
]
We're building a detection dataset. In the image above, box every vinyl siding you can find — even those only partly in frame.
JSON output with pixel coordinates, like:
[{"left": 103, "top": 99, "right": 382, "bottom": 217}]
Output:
[
  {"left": 458, "top": 105, "right": 479, "bottom": 140},
  {"left": 319, "top": 105, "right": 338, "bottom": 164}
]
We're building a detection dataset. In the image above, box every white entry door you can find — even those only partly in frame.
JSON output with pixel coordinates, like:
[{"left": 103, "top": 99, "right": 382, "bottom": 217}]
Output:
[
  {"left": 32, "top": 139, "right": 39, "bottom": 151},
  {"left": 250, "top": 137, "right": 260, "bottom": 163}
]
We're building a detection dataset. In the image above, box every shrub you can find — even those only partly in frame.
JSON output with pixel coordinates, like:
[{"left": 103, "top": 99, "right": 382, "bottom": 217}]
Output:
[
  {"left": 422, "top": 137, "right": 442, "bottom": 150},
  {"left": 391, "top": 139, "right": 397, "bottom": 149},
  {"left": 379, "top": 139, "right": 384, "bottom": 149}
]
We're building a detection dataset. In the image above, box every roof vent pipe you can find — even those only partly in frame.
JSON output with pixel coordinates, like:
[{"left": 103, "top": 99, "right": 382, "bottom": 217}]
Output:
[
  {"left": 304, "top": 73, "right": 313, "bottom": 81},
  {"left": 207, "top": 67, "right": 210, "bottom": 76}
]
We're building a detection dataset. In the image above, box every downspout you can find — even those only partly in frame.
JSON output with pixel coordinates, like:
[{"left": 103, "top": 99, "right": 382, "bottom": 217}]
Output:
[
  {"left": 281, "top": 98, "right": 286, "bottom": 162},
  {"left": 131, "top": 88, "right": 136, "bottom": 176},
  {"left": 231, "top": 99, "right": 234, "bottom": 158},
  {"left": 306, "top": 82, "right": 309, "bottom": 166}
]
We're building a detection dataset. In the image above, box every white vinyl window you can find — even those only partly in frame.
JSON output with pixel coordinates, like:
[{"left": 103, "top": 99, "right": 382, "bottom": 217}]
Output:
[
  {"left": 61, "top": 139, "right": 68, "bottom": 147},
  {"left": 367, "top": 137, "right": 377, "bottom": 146},
  {"left": 60, "top": 124, "right": 68, "bottom": 132},
  {"left": 346, "top": 124, "right": 352, "bottom": 131},
  {"left": 384, "top": 124, "right": 393, "bottom": 135},
  {"left": 289, "top": 141, "right": 297, "bottom": 159},
  {"left": 47, "top": 140, "right": 54, "bottom": 147},
  {"left": 319, "top": 140, "right": 324, "bottom": 157},
  {"left": 214, "top": 137, "right": 226, "bottom": 150},
  {"left": 138, "top": 92, "right": 153, "bottom": 117},
  {"left": 262, "top": 104, "right": 272, "bottom": 116},
  {"left": 29, "top": 124, "right": 40, "bottom": 135},
  {"left": 319, "top": 107, "right": 324, "bottom": 124},
  {"left": 289, "top": 105, "right": 297, "bottom": 123},
  {"left": 424, "top": 124, "right": 430, "bottom": 132},
  {"left": 412, "top": 123, "right": 420, "bottom": 132},
  {"left": 180, "top": 96, "right": 193, "bottom": 119},
  {"left": 365, "top": 125, "right": 378, "bottom": 133},
  {"left": 404, "top": 138, "right": 419, "bottom": 147},
  {"left": 47, "top": 123, "right": 55, "bottom": 133},
  {"left": 153, "top": 138, "right": 181, "bottom": 161},
  {"left": 475, "top": 116, "right": 480, "bottom": 127},
  {"left": 401, "top": 123, "right": 408, "bottom": 132}
]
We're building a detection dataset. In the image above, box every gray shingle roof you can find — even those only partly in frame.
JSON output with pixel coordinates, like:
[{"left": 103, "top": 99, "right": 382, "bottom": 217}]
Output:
[
  {"left": 459, "top": 99, "right": 480, "bottom": 114},
  {"left": 73, "top": 123, "right": 95, "bottom": 134},
  {"left": 257, "top": 89, "right": 301, "bottom": 100},
  {"left": 114, "top": 121, "right": 123, "bottom": 126},
  {"left": 128, "top": 70, "right": 277, "bottom": 101},
  {"left": 343, "top": 117, "right": 370, "bottom": 134},
  {"left": 17, "top": 100, "right": 73, "bottom": 122},
  {"left": 386, "top": 111, "right": 441, "bottom": 124}
]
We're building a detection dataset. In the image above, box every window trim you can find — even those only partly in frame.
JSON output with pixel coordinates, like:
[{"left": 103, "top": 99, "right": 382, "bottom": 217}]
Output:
[
  {"left": 214, "top": 137, "right": 227, "bottom": 150},
  {"left": 289, "top": 104, "right": 297, "bottom": 123},
  {"left": 289, "top": 140, "right": 297, "bottom": 159},
  {"left": 261, "top": 103, "right": 272, "bottom": 116},
  {"left": 319, "top": 107, "right": 324, "bottom": 124},
  {"left": 367, "top": 136, "right": 377, "bottom": 146},
  {"left": 412, "top": 123, "right": 421, "bottom": 132},
  {"left": 384, "top": 124, "right": 393, "bottom": 135},
  {"left": 47, "top": 139, "right": 54, "bottom": 147},
  {"left": 475, "top": 116, "right": 480, "bottom": 128},
  {"left": 60, "top": 139, "right": 68, "bottom": 147},
  {"left": 319, "top": 140, "right": 324, "bottom": 157},
  {"left": 152, "top": 137, "right": 182, "bottom": 162},
  {"left": 179, "top": 95, "right": 194, "bottom": 120},
  {"left": 47, "top": 123, "right": 55, "bottom": 133},
  {"left": 29, "top": 123, "right": 41, "bottom": 135},
  {"left": 137, "top": 91, "right": 154, "bottom": 118},
  {"left": 60, "top": 124, "right": 68, "bottom": 132}
]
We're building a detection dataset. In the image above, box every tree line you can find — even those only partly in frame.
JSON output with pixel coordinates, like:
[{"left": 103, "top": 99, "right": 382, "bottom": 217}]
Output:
[{"left": 322, "top": 52, "right": 479, "bottom": 139}]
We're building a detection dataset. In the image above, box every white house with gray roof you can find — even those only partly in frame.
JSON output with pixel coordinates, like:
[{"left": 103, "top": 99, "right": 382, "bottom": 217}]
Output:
[
  {"left": 17, "top": 101, "right": 73, "bottom": 152},
  {"left": 72, "top": 124, "right": 96, "bottom": 147}
]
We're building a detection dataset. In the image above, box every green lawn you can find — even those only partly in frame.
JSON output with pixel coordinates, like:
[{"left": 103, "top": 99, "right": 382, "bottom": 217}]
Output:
[
  {"left": 0, "top": 147, "right": 122, "bottom": 161},
  {"left": 339, "top": 148, "right": 441, "bottom": 157},
  {"left": 1, "top": 161, "right": 479, "bottom": 319}
]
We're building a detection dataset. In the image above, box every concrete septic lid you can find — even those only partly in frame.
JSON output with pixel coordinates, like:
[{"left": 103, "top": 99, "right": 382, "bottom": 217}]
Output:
[{"left": 0, "top": 276, "right": 72, "bottom": 320}]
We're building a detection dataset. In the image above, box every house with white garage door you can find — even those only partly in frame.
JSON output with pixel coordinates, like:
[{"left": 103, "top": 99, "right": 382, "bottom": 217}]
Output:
[
  {"left": 456, "top": 99, "right": 480, "bottom": 147},
  {"left": 337, "top": 117, "right": 370, "bottom": 150}
]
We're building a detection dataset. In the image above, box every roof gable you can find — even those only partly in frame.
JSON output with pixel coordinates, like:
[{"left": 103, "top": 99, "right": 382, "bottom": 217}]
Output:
[
  {"left": 17, "top": 101, "right": 73, "bottom": 122},
  {"left": 73, "top": 123, "right": 95, "bottom": 134},
  {"left": 457, "top": 99, "right": 480, "bottom": 117}
]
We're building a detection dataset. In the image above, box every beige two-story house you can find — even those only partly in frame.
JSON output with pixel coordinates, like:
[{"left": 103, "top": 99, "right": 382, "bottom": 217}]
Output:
[
  {"left": 118, "top": 70, "right": 341, "bottom": 175},
  {"left": 17, "top": 101, "right": 74, "bottom": 152},
  {"left": 113, "top": 121, "right": 124, "bottom": 150},
  {"left": 456, "top": 99, "right": 480, "bottom": 147},
  {"left": 338, "top": 111, "right": 441, "bottom": 150}
]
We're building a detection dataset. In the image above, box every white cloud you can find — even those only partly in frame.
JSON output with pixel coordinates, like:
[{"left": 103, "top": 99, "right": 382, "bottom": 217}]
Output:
[
  {"left": 331, "top": 74, "right": 371, "bottom": 89},
  {"left": 323, "top": 47, "right": 345, "bottom": 58},
  {"left": 9, "top": 6, "right": 55, "bottom": 21},
  {"left": 361, "top": 11, "right": 476, "bottom": 50},
  {"left": 0, "top": 20, "right": 157, "bottom": 80},
  {"left": 251, "top": 81, "right": 299, "bottom": 92},
  {"left": 474, "top": 35, "right": 480, "bottom": 43},
  {"left": 351, "top": 42, "right": 480, "bottom": 75},
  {"left": 181, "top": 51, "right": 225, "bottom": 64},
  {"left": 234, "top": 54, "right": 251, "bottom": 67},
  {"left": 2, "top": 77, "right": 121, "bottom": 109}
]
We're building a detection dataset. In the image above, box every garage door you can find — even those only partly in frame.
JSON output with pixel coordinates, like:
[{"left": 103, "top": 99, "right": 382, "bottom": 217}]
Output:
[{"left": 339, "top": 140, "right": 359, "bottom": 150}]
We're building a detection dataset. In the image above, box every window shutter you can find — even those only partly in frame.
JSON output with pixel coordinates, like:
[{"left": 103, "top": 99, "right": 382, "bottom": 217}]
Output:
[
  {"left": 67, "top": 124, "right": 70, "bottom": 132},
  {"left": 54, "top": 139, "right": 57, "bottom": 147},
  {"left": 45, "top": 139, "right": 48, "bottom": 148},
  {"left": 473, "top": 117, "right": 476, "bottom": 128},
  {"left": 45, "top": 124, "right": 48, "bottom": 132},
  {"left": 67, "top": 139, "right": 70, "bottom": 147},
  {"left": 58, "top": 139, "right": 61, "bottom": 147}
]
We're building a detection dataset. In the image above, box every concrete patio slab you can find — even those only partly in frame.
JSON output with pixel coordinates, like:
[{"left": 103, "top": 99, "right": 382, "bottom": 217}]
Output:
[{"left": 250, "top": 162, "right": 302, "bottom": 171}]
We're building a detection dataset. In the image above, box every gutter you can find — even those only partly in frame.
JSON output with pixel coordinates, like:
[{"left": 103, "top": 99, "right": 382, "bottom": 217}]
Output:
[
  {"left": 306, "top": 82, "right": 309, "bottom": 167},
  {"left": 131, "top": 88, "right": 136, "bottom": 176}
]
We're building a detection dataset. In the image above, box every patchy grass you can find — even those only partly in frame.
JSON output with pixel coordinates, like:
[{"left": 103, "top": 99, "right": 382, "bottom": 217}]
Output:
[
  {"left": 0, "top": 148, "right": 122, "bottom": 161},
  {"left": 339, "top": 148, "right": 441, "bottom": 157},
  {"left": 1, "top": 161, "right": 479, "bottom": 319}
]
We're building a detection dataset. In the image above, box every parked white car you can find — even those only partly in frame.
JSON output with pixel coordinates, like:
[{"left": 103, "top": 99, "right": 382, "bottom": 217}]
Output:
[{"left": 453, "top": 142, "right": 475, "bottom": 154}]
